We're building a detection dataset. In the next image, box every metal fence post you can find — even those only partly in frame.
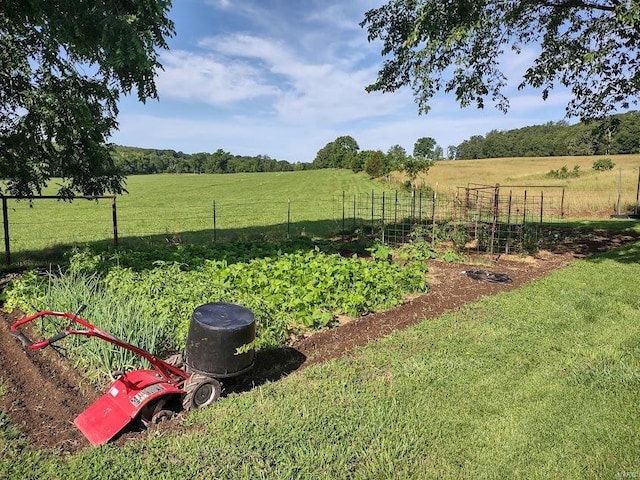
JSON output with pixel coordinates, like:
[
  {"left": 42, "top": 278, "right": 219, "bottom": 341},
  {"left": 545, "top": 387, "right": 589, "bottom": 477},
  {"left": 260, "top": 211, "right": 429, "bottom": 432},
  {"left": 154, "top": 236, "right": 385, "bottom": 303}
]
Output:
[
  {"left": 394, "top": 190, "right": 398, "bottom": 226},
  {"left": 490, "top": 184, "right": 499, "bottom": 255},
  {"left": 431, "top": 190, "right": 437, "bottom": 248},
  {"left": 353, "top": 195, "right": 356, "bottom": 230},
  {"left": 506, "top": 191, "right": 513, "bottom": 254},
  {"left": 2, "top": 197, "right": 10, "bottom": 264},
  {"left": 381, "top": 192, "right": 386, "bottom": 243},
  {"left": 371, "top": 190, "right": 375, "bottom": 235},
  {"left": 213, "top": 200, "right": 217, "bottom": 241},
  {"left": 112, "top": 196, "right": 118, "bottom": 247},
  {"left": 342, "top": 191, "right": 345, "bottom": 234},
  {"left": 287, "top": 198, "right": 291, "bottom": 237}
]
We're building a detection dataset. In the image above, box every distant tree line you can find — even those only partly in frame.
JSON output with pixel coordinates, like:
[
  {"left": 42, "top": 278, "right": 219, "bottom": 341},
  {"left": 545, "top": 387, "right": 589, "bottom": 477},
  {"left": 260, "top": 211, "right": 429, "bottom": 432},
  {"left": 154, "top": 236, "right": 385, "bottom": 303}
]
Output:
[
  {"left": 112, "top": 135, "right": 445, "bottom": 181},
  {"left": 111, "top": 146, "right": 310, "bottom": 175},
  {"left": 454, "top": 111, "right": 640, "bottom": 160},
  {"left": 112, "top": 111, "right": 638, "bottom": 178}
]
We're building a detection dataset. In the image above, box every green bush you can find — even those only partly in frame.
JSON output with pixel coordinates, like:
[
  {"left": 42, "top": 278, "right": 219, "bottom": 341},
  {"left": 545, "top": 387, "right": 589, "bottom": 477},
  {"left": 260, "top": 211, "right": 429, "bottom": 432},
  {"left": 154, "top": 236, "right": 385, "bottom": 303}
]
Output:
[
  {"left": 592, "top": 158, "right": 615, "bottom": 171},
  {"left": 547, "top": 164, "right": 581, "bottom": 179}
]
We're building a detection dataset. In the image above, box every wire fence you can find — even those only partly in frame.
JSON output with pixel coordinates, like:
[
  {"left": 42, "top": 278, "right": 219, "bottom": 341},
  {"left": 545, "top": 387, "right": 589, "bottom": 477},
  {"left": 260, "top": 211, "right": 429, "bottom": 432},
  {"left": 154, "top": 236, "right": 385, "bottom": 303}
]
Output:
[
  {"left": 1, "top": 184, "right": 570, "bottom": 264},
  {"left": 344, "top": 185, "right": 566, "bottom": 254},
  {"left": 454, "top": 184, "right": 566, "bottom": 254}
]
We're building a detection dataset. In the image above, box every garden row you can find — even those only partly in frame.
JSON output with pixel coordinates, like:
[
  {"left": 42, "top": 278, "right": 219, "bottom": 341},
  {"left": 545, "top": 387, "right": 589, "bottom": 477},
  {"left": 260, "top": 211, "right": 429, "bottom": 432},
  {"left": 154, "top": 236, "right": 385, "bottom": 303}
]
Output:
[{"left": 4, "top": 239, "right": 429, "bottom": 381}]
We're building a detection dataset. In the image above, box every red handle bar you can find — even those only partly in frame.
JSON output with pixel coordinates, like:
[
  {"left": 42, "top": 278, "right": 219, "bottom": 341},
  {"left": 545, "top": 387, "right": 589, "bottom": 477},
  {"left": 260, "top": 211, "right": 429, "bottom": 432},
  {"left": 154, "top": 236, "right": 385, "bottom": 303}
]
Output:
[
  {"left": 10, "top": 307, "right": 188, "bottom": 386},
  {"left": 10, "top": 307, "right": 87, "bottom": 349}
]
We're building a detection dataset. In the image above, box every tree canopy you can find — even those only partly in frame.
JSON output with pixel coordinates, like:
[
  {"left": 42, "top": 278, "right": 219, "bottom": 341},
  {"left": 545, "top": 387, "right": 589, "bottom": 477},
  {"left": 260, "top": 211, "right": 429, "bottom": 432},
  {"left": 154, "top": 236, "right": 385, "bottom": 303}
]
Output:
[
  {"left": 1, "top": 0, "right": 174, "bottom": 196},
  {"left": 454, "top": 111, "right": 640, "bottom": 159},
  {"left": 312, "top": 136, "right": 360, "bottom": 169},
  {"left": 112, "top": 145, "right": 306, "bottom": 175},
  {"left": 361, "top": 1, "right": 640, "bottom": 120},
  {"left": 413, "top": 137, "right": 436, "bottom": 159}
]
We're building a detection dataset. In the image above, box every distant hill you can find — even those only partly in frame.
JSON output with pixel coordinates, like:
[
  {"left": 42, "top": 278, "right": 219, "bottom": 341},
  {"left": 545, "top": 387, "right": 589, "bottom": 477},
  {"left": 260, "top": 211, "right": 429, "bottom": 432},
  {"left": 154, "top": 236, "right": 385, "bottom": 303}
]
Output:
[{"left": 455, "top": 111, "right": 640, "bottom": 159}]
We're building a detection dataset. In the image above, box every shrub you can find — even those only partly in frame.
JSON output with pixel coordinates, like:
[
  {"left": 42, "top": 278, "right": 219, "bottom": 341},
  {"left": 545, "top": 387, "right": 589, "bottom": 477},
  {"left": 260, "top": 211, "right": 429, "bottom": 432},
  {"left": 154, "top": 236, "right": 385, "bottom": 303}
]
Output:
[
  {"left": 592, "top": 158, "right": 615, "bottom": 171},
  {"left": 547, "top": 165, "right": 581, "bottom": 179}
]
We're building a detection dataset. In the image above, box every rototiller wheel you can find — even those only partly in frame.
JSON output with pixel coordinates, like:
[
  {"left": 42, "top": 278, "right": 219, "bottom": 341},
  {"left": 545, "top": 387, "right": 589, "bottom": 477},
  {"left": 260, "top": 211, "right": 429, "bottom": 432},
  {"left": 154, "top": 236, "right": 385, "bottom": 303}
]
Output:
[{"left": 10, "top": 302, "right": 255, "bottom": 446}]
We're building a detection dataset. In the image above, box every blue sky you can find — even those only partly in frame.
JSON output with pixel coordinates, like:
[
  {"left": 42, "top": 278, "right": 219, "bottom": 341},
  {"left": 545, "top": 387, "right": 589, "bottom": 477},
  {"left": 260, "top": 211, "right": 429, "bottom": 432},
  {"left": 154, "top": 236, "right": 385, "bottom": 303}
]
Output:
[{"left": 110, "top": 0, "right": 574, "bottom": 163}]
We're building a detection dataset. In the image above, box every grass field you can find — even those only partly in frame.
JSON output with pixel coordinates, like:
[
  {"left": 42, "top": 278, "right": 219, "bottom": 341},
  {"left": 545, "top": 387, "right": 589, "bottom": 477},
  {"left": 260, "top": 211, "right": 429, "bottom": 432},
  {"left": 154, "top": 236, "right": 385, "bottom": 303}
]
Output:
[
  {"left": 2, "top": 239, "right": 639, "bottom": 478},
  {"left": 1, "top": 169, "right": 395, "bottom": 263},
  {"left": 412, "top": 153, "right": 640, "bottom": 217},
  {"left": 3, "top": 155, "right": 640, "bottom": 265}
]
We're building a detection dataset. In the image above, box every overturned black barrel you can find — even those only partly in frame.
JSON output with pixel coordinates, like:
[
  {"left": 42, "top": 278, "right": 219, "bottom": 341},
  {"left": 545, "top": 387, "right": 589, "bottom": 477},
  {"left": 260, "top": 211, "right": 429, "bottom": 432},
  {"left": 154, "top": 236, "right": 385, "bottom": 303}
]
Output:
[{"left": 184, "top": 302, "right": 256, "bottom": 378}]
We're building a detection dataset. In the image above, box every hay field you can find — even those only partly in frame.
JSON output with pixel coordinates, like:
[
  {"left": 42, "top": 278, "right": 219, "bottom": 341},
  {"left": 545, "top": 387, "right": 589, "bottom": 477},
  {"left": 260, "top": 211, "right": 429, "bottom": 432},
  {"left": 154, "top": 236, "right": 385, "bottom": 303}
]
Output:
[{"left": 410, "top": 154, "right": 640, "bottom": 218}]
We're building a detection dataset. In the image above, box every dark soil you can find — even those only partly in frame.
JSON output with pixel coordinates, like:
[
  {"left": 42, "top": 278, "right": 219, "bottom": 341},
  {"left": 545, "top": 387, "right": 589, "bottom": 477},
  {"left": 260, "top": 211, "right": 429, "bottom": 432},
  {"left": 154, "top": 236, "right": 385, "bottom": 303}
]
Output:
[
  {"left": 0, "top": 311, "right": 99, "bottom": 452},
  {"left": 0, "top": 229, "right": 637, "bottom": 452}
]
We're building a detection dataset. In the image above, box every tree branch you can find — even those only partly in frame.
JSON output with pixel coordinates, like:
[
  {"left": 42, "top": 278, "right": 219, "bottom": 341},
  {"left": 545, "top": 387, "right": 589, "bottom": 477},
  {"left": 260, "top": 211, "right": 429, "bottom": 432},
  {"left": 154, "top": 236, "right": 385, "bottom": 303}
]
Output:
[{"left": 538, "top": 0, "right": 618, "bottom": 12}]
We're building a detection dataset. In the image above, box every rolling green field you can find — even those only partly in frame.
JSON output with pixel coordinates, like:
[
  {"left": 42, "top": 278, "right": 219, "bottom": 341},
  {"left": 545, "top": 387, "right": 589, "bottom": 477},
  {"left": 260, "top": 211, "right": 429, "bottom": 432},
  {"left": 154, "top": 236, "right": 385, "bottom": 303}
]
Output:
[
  {"left": 2, "top": 239, "right": 639, "bottom": 478},
  {"left": 1, "top": 169, "right": 394, "bottom": 263},
  {"left": 4, "top": 157, "right": 640, "bottom": 265}
]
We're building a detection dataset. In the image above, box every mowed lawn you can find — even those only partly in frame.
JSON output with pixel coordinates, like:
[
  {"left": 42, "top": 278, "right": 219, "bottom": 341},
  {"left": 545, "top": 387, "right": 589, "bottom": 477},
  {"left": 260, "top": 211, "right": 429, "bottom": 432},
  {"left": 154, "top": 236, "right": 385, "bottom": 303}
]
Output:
[{"left": 2, "top": 239, "right": 639, "bottom": 479}]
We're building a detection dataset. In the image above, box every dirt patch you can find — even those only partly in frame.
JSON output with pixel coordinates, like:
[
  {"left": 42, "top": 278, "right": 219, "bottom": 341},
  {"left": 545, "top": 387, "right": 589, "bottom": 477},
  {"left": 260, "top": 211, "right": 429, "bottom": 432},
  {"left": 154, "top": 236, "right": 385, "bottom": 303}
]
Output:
[
  {"left": 0, "top": 229, "right": 637, "bottom": 451},
  {"left": 0, "top": 311, "right": 99, "bottom": 452}
]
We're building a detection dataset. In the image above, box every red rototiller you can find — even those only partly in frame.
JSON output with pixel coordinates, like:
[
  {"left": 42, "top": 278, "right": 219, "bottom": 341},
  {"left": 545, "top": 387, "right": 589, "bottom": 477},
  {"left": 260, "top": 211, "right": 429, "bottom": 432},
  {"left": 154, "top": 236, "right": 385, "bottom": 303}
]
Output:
[{"left": 10, "top": 302, "right": 255, "bottom": 446}]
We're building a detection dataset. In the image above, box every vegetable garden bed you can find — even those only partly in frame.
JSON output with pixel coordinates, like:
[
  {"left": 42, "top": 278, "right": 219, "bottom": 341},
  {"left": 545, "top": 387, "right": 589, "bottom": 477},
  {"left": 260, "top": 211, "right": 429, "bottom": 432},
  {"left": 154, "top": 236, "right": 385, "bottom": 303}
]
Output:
[
  {"left": 4, "top": 239, "right": 428, "bottom": 381},
  {"left": 1, "top": 228, "right": 638, "bottom": 452}
]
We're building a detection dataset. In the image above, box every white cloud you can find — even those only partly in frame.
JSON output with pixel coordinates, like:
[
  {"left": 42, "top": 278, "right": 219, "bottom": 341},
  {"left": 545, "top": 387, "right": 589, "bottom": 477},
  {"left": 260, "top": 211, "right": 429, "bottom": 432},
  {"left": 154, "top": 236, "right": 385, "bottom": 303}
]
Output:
[
  {"left": 166, "top": 32, "right": 405, "bottom": 125},
  {"left": 156, "top": 50, "right": 280, "bottom": 104},
  {"left": 303, "top": 4, "right": 365, "bottom": 32},
  {"left": 113, "top": 1, "right": 578, "bottom": 163},
  {"left": 204, "top": 0, "right": 231, "bottom": 10},
  {"left": 198, "top": 34, "right": 291, "bottom": 69}
]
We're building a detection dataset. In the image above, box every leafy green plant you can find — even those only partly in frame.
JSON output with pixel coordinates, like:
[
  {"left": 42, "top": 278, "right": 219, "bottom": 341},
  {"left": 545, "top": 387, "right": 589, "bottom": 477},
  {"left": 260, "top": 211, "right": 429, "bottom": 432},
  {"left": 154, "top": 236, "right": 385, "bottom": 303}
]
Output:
[
  {"left": 3, "top": 270, "right": 46, "bottom": 313},
  {"left": 547, "top": 164, "right": 581, "bottom": 179},
  {"left": 6, "top": 247, "right": 428, "bottom": 375},
  {"left": 397, "top": 226, "right": 439, "bottom": 261},
  {"left": 397, "top": 242, "right": 439, "bottom": 262},
  {"left": 433, "top": 222, "right": 468, "bottom": 252},
  {"left": 440, "top": 249, "right": 464, "bottom": 262},
  {"left": 366, "top": 242, "right": 392, "bottom": 262},
  {"left": 521, "top": 229, "right": 542, "bottom": 254},
  {"left": 592, "top": 158, "right": 615, "bottom": 171}
]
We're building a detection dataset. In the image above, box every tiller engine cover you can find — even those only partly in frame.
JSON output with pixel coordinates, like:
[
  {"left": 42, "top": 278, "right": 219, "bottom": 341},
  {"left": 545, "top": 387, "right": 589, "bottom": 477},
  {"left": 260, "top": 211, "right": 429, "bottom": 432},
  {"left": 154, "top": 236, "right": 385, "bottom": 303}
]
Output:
[{"left": 74, "top": 369, "right": 183, "bottom": 446}]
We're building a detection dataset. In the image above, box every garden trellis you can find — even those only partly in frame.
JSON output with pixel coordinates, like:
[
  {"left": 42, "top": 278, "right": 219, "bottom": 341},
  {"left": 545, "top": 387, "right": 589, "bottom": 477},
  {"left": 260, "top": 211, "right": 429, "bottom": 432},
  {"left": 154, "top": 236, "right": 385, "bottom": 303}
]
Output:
[{"left": 345, "top": 185, "right": 566, "bottom": 254}]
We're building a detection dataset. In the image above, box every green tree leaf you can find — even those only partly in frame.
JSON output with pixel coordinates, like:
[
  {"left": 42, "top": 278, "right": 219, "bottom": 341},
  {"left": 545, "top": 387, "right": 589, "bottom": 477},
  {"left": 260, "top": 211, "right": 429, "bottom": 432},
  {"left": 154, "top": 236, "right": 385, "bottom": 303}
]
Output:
[
  {"left": 361, "top": 1, "right": 640, "bottom": 120},
  {"left": 0, "top": 1, "right": 175, "bottom": 196}
]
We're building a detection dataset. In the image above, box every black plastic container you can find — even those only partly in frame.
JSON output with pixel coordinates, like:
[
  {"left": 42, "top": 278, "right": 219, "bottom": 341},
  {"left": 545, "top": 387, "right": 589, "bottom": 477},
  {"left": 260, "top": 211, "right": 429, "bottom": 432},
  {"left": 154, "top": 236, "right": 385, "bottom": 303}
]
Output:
[{"left": 184, "top": 303, "right": 255, "bottom": 378}]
